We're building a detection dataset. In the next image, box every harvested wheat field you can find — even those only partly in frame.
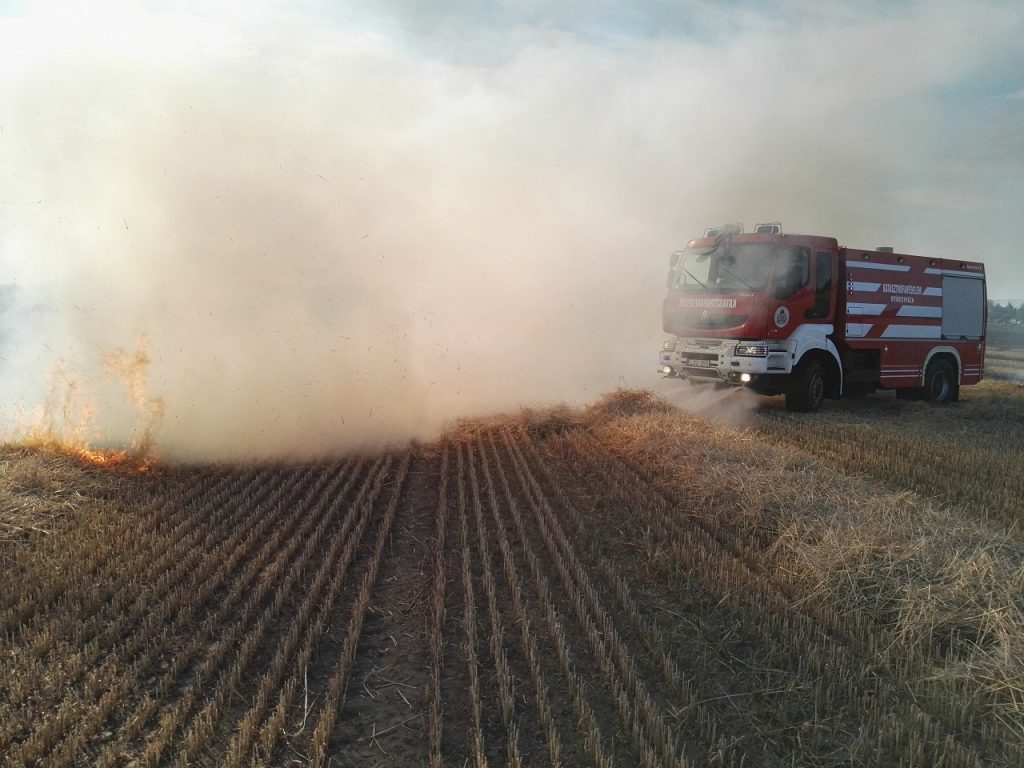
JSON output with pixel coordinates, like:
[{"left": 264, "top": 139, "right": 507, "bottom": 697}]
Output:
[{"left": 2, "top": 383, "right": 1024, "bottom": 768}]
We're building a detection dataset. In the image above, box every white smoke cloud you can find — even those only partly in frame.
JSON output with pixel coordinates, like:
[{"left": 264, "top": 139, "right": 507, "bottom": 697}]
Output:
[{"left": 1, "top": 1, "right": 1022, "bottom": 459}]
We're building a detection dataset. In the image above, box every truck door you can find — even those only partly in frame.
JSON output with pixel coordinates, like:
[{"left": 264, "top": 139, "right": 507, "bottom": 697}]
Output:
[
  {"left": 806, "top": 250, "right": 835, "bottom": 322},
  {"left": 768, "top": 246, "right": 812, "bottom": 334}
]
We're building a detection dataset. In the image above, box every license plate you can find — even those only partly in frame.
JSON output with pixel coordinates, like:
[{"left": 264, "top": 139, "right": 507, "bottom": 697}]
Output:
[{"left": 685, "top": 358, "right": 713, "bottom": 368}]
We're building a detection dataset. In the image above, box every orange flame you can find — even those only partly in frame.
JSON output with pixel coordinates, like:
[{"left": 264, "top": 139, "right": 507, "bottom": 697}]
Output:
[
  {"left": 75, "top": 447, "right": 152, "bottom": 473},
  {"left": 104, "top": 334, "right": 165, "bottom": 463},
  {"left": 7, "top": 335, "right": 163, "bottom": 473}
]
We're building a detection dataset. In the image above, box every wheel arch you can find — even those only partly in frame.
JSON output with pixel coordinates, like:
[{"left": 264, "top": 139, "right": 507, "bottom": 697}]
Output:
[
  {"left": 794, "top": 341, "right": 843, "bottom": 398},
  {"left": 923, "top": 347, "right": 961, "bottom": 384},
  {"left": 790, "top": 324, "right": 843, "bottom": 397}
]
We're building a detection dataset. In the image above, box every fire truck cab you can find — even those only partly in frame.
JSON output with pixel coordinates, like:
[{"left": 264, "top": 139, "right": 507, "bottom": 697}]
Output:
[{"left": 658, "top": 222, "right": 987, "bottom": 411}]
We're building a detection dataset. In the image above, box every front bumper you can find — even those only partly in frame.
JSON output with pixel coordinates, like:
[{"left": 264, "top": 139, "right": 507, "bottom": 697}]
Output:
[{"left": 659, "top": 338, "right": 794, "bottom": 384}]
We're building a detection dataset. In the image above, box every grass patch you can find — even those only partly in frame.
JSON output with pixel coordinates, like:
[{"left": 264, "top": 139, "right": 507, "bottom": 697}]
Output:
[{"left": 565, "top": 387, "right": 1024, "bottom": 761}]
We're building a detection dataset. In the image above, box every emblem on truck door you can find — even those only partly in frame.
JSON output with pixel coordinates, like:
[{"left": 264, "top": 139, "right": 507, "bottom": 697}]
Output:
[{"left": 774, "top": 307, "right": 790, "bottom": 328}]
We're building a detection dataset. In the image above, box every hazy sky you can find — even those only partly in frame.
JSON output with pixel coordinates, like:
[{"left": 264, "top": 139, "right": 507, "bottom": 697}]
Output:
[{"left": 1, "top": 0, "right": 1022, "bottom": 457}]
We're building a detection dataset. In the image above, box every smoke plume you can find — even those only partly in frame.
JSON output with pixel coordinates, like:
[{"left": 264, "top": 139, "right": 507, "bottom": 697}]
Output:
[{"left": 1, "top": 2, "right": 1022, "bottom": 459}]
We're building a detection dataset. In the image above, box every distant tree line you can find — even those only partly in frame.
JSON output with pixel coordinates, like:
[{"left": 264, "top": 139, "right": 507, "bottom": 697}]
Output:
[{"left": 988, "top": 300, "right": 1024, "bottom": 326}]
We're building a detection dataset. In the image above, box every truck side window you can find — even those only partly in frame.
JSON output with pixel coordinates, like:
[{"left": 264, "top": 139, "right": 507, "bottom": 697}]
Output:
[
  {"left": 774, "top": 246, "right": 809, "bottom": 300},
  {"left": 807, "top": 250, "right": 833, "bottom": 318}
]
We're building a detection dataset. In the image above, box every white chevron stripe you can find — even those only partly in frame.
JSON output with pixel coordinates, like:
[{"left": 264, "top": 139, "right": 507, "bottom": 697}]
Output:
[
  {"left": 847, "top": 262, "right": 911, "bottom": 272},
  {"left": 847, "top": 303, "right": 887, "bottom": 315},
  {"left": 849, "top": 281, "right": 882, "bottom": 292},
  {"left": 880, "top": 325, "right": 941, "bottom": 339},
  {"left": 897, "top": 305, "right": 942, "bottom": 318}
]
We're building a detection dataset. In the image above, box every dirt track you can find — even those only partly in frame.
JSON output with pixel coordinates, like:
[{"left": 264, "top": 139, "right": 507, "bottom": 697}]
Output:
[{"left": 1, "top": 393, "right": 1020, "bottom": 767}]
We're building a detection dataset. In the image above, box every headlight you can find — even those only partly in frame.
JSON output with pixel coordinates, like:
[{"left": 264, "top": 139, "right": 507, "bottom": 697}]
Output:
[
  {"left": 662, "top": 339, "right": 677, "bottom": 352},
  {"left": 734, "top": 344, "right": 769, "bottom": 357}
]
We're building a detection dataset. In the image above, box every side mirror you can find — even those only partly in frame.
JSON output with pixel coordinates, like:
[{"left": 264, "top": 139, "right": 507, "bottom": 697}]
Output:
[{"left": 669, "top": 251, "right": 681, "bottom": 269}]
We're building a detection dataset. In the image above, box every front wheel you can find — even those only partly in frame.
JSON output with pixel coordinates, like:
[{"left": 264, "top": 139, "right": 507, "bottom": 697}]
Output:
[
  {"left": 785, "top": 359, "right": 826, "bottom": 413},
  {"left": 924, "top": 359, "right": 959, "bottom": 403}
]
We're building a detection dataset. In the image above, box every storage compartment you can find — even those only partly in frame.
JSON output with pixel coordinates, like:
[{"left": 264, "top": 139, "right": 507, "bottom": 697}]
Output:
[{"left": 941, "top": 275, "right": 985, "bottom": 339}]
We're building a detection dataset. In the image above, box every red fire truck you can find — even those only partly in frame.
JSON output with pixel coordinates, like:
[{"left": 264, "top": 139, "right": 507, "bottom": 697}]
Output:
[{"left": 658, "top": 222, "right": 987, "bottom": 411}]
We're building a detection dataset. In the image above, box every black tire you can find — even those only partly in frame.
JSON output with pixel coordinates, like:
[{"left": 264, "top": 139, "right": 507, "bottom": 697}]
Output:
[
  {"left": 923, "top": 358, "right": 959, "bottom": 403},
  {"left": 785, "top": 358, "right": 826, "bottom": 412}
]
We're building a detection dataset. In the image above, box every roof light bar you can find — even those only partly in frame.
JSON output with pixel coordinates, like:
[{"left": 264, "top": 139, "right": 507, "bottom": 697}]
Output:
[{"left": 703, "top": 222, "right": 744, "bottom": 238}]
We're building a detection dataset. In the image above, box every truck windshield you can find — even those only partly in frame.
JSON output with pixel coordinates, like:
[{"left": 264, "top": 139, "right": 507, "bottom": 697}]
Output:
[{"left": 674, "top": 243, "right": 775, "bottom": 293}]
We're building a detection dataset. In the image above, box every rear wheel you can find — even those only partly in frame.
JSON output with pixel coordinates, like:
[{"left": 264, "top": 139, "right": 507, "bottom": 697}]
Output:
[
  {"left": 785, "top": 358, "right": 826, "bottom": 412},
  {"left": 924, "top": 358, "right": 959, "bottom": 403}
]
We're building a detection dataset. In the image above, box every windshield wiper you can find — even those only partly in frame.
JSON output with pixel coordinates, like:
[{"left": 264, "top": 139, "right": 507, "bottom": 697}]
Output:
[
  {"left": 677, "top": 235, "right": 727, "bottom": 291},
  {"left": 679, "top": 266, "right": 710, "bottom": 291}
]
